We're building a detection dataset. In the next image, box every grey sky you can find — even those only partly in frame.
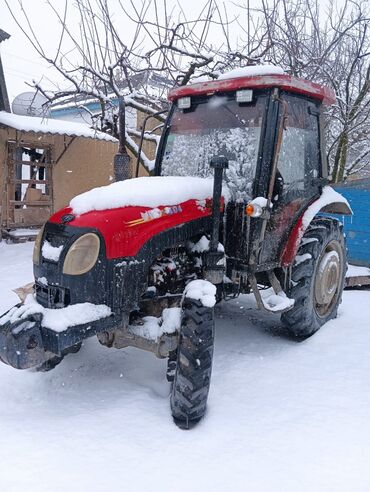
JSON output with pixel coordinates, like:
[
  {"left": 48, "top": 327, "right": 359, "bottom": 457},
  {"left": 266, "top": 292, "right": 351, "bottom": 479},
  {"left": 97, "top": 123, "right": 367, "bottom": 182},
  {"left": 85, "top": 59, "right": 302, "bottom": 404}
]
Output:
[
  {"left": 0, "top": 0, "right": 264, "bottom": 102},
  {"left": 0, "top": 0, "right": 342, "bottom": 104}
]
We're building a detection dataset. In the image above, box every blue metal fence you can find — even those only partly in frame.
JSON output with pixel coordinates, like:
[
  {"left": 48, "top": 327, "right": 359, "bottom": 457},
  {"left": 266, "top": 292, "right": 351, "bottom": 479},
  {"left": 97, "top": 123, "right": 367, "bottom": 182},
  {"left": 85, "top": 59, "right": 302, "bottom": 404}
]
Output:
[{"left": 333, "top": 179, "right": 370, "bottom": 267}]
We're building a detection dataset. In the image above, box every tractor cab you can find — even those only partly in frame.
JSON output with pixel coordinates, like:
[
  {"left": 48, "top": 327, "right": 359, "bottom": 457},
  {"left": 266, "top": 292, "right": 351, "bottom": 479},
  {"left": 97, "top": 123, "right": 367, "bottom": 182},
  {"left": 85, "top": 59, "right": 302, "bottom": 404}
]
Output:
[{"left": 156, "top": 72, "right": 337, "bottom": 271}]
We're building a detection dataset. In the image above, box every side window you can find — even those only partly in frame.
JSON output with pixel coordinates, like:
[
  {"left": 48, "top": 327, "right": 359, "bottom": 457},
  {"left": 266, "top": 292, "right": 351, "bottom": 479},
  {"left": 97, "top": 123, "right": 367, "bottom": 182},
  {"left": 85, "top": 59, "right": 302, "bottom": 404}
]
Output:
[{"left": 277, "top": 95, "right": 320, "bottom": 195}]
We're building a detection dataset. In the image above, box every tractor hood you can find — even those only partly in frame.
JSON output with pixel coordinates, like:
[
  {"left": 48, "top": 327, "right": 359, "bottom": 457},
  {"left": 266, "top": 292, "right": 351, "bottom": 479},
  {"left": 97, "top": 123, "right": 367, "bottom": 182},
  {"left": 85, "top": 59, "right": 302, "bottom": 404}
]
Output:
[{"left": 48, "top": 176, "right": 216, "bottom": 259}]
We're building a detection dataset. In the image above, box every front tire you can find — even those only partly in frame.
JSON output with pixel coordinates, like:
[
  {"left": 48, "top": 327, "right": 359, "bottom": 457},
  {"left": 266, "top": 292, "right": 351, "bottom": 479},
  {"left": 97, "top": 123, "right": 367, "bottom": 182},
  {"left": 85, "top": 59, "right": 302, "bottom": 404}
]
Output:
[
  {"left": 170, "top": 297, "right": 215, "bottom": 429},
  {"left": 282, "top": 217, "right": 346, "bottom": 339}
]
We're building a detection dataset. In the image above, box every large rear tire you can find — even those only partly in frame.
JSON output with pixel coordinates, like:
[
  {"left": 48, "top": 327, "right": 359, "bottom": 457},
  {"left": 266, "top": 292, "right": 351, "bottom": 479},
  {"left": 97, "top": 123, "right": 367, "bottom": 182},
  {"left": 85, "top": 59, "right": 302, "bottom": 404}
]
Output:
[
  {"left": 170, "top": 297, "right": 214, "bottom": 429},
  {"left": 281, "top": 217, "right": 346, "bottom": 340}
]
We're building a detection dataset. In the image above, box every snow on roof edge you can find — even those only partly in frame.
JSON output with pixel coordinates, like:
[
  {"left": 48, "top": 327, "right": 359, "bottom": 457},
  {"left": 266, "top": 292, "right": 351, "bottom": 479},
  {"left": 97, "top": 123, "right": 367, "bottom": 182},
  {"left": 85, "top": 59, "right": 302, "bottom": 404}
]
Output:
[
  {"left": 0, "top": 111, "right": 118, "bottom": 142},
  {"left": 218, "top": 65, "right": 284, "bottom": 81}
]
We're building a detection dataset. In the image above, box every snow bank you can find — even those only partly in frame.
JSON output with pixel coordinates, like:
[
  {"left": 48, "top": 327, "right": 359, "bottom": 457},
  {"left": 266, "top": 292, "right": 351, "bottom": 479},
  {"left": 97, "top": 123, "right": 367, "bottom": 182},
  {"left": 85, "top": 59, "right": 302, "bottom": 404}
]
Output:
[
  {"left": 0, "top": 111, "right": 117, "bottom": 142},
  {"left": 218, "top": 65, "right": 284, "bottom": 81},
  {"left": 0, "top": 295, "right": 111, "bottom": 333},
  {"left": 6, "top": 228, "right": 40, "bottom": 238},
  {"left": 184, "top": 279, "right": 217, "bottom": 307},
  {"left": 70, "top": 176, "right": 215, "bottom": 215},
  {"left": 41, "top": 240, "right": 63, "bottom": 261},
  {"left": 346, "top": 264, "right": 370, "bottom": 278},
  {"left": 2, "top": 241, "right": 370, "bottom": 492}
]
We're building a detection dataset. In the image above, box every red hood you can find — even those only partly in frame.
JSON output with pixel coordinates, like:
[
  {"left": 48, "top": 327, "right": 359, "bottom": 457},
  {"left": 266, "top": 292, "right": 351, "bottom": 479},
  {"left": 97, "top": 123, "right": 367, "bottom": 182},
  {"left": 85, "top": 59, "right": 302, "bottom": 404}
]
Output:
[{"left": 49, "top": 198, "right": 213, "bottom": 259}]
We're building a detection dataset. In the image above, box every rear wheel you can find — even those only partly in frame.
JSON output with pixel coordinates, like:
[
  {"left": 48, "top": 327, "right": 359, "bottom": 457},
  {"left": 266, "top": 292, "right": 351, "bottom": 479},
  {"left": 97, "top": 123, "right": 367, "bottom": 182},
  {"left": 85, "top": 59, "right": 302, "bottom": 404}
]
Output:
[
  {"left": 282, "top": 217, "right": 346, "bottom": 339},
  {"left": 170, "top": 297, "right": 215, "bottom": 429}
]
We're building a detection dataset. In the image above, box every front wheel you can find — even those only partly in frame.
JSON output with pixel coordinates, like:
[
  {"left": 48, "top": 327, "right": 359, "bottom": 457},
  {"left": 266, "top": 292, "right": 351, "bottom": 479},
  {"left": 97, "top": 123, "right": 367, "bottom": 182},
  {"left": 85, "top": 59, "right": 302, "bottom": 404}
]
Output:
[
  {"left": 170, "top": 297, "right": 215, "bottom": 429},
  {"left": 281, "top": 217, "right": 346, "bottom": 339}
]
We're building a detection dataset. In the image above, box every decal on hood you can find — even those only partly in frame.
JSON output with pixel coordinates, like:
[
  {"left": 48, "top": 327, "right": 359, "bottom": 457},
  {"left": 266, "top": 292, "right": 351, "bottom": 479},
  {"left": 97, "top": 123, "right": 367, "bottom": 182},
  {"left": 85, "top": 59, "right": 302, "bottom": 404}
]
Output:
[{"left": 126, "top": 205, "right": 183, "bottom": 227}]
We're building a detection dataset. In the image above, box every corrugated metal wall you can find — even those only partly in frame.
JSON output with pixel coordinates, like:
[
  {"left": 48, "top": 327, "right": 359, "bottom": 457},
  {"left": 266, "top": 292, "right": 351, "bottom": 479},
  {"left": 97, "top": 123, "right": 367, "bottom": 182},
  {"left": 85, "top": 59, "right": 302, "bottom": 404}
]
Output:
[{"left": 334, "top": 179, "right": 370, "bottom": 267}]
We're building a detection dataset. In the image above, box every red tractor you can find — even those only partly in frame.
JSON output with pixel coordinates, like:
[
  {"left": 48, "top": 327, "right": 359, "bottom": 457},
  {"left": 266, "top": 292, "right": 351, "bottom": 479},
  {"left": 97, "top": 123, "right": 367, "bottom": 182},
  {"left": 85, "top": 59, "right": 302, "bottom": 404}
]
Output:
[{"left": 0, "top": 69, "right": 352, "bottom": 429}]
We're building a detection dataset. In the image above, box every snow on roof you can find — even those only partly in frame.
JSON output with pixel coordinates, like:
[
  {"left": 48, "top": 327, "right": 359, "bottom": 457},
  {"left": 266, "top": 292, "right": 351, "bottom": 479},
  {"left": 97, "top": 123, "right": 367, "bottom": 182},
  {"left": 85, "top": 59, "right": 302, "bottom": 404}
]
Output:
[
  {"left": 0, "top": 111, "right": 118, "bottom": 142},
  {"left": 218, "top": 65, "right": 284, "bottom": 81},
  {"left": 70, "top": 176, "right": 216, "bottom": 215}
]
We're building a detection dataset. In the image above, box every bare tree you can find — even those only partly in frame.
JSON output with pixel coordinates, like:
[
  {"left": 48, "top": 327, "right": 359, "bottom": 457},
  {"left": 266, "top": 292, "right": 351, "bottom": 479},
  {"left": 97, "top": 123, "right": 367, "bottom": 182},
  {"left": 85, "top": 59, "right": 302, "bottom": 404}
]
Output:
[
  {"left": 3, "top": 0, "right": 270, "bottom": 172},
  {"left": 5, "top": 0, "right": 369, "bottom": 180},
  {"left": 257, "top": 0, "right": 370, "bottom": 181}
]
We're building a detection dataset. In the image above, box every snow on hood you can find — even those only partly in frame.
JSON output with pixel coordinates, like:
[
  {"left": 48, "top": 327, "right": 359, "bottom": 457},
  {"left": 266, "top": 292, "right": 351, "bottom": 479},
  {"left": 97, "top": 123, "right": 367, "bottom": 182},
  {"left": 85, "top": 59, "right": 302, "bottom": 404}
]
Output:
[
  {"left": 218, "top": 65, "right": 284, "bottom": 81},
  {"left": 0, "top": 111, "right": 117, "bottom": 142},
  {"left": 70, "top": 176, "right": 217, "bottom": 215}
]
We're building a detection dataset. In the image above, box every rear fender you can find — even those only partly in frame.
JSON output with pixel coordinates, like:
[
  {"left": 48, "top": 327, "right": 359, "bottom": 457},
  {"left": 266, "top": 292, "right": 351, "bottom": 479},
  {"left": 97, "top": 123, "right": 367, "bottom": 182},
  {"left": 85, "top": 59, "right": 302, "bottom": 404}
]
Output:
[{"left": 281, "top": 187, "right": 352, "bottom": 267}]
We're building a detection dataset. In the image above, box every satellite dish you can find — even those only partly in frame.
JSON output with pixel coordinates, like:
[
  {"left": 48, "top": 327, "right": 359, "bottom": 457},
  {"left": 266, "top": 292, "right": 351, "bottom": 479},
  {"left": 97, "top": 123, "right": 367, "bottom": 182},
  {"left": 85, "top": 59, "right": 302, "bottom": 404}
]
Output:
[{"left": 12, "top": 91, "right": 50, "bottom": 117}]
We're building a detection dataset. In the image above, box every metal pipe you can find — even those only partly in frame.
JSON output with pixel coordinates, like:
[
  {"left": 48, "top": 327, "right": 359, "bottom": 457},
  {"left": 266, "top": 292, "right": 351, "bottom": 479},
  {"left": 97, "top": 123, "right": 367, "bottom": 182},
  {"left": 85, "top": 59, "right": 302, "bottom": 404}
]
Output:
[
  {"left": 209, "top": 156, "right": 228, "bottom": 252},
  {"left": 114, "top": 97, "right": 131, "bottom": 181},
  {"left": 135, "top": 110, "right": 167, "bottom": 177},
  {"left": 118, "top": 98, "right": 126, "bottom": 153}
]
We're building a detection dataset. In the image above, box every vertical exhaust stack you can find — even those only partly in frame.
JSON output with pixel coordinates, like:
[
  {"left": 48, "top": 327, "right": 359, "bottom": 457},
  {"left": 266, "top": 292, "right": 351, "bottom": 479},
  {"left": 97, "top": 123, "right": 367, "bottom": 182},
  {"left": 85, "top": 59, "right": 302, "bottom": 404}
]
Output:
[
  {"left": 204, "top": 156, "right": 228, "bottom": 284},
  {"left": 209, "top": 156, "right": 228, "bottom": 252},
  {"left": 114, "top": 98, "right": 131, "bottom": 181}
]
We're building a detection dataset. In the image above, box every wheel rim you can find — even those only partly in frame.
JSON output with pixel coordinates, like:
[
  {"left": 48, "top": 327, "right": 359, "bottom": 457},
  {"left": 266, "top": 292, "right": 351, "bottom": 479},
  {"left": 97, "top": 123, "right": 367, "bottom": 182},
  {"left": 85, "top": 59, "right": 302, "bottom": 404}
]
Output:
[{"left": 314, "top": 239, "right": 343, "bottom": 317}]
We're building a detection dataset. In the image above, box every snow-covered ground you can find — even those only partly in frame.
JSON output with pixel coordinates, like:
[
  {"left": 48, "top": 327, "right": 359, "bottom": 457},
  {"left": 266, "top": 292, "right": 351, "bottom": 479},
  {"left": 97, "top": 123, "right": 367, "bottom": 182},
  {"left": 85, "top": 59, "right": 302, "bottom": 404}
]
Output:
[{"left": 1, "top": 241, "right": 370, "bottom": 492}]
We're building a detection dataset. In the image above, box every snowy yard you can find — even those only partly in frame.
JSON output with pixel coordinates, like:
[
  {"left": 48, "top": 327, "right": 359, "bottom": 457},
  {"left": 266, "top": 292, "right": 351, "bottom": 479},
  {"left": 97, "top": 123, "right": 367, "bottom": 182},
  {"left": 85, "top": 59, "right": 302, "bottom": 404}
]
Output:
[{"left": 0, "top": 240, "right": 370, "bottom": 492}]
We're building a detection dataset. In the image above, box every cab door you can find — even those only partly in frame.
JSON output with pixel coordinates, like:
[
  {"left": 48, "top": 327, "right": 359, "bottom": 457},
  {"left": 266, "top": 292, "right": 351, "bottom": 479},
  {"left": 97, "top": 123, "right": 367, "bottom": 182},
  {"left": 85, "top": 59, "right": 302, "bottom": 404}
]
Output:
[{"left": 259, "top": 93, "right": 323, "bottom": 265}]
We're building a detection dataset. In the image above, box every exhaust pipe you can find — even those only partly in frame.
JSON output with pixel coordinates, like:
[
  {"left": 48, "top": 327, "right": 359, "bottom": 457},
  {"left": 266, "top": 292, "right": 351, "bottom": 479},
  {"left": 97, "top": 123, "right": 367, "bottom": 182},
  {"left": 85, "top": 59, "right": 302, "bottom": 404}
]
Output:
[
  {"left": 209, "top": 156, "right": 228, "bottom": 252},
  {"left": 114, "top": 98, "right": 131, "bottom": 181},
  {"left": 203, "top": 156, "right": 228, "bottom": 284}
]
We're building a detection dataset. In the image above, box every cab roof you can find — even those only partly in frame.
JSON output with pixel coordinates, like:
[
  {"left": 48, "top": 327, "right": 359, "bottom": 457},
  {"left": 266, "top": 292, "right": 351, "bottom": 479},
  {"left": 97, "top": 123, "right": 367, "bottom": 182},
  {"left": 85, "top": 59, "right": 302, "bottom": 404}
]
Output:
[{"left": 168, "top": 73, "right": 336, "bottom": 105}]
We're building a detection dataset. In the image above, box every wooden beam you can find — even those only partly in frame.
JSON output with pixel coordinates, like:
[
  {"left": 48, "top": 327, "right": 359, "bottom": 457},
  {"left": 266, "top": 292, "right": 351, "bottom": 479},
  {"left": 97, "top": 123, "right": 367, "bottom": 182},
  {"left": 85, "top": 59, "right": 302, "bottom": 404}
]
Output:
[{"left": 0, "top": 55, "right": 10, "bottom": 112}]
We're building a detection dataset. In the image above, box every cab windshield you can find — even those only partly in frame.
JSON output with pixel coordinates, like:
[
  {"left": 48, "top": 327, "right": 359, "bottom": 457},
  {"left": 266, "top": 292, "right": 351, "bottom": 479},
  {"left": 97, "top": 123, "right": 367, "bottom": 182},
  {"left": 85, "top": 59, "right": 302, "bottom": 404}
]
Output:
[{"left": 160, "top": 93, "right": 267, "bottom": 201}]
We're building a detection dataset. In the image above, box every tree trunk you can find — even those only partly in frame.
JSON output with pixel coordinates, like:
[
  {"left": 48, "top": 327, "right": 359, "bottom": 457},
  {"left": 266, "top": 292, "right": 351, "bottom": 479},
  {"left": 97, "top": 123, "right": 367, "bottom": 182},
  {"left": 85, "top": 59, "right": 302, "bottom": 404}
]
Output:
[{"left": 331, "top": 131, "right": 348, "bottom": 183}]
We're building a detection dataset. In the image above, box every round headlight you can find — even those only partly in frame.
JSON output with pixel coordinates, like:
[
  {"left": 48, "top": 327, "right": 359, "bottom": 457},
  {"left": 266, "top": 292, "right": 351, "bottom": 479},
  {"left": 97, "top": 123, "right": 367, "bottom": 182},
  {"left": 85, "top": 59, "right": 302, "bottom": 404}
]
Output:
[
  {"left": 63, "top": 233, "right": 100, "bottom": 275},
  {"left": 33, "top": 224, "right": 45, "bottom": 265}
]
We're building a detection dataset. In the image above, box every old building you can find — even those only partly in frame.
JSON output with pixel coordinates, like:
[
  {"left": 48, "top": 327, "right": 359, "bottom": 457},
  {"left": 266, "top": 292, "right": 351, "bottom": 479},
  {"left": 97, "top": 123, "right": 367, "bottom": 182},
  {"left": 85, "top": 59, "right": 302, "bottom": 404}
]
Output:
[
  {"left": 0, "top": 29, "right": 10, "bottom": 112},
  {"left": 0, "top": 111, "right": 118, "bottom": 239}
]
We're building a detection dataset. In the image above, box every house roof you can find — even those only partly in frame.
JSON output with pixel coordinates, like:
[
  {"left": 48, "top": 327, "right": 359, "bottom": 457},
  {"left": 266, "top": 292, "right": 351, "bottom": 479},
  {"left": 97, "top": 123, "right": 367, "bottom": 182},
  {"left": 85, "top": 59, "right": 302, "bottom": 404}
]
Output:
[
  {"left": 0, "top": 29, "right": 10, "bottom": 43},
  {"left": 51, "top": 72, "right": 172, "bottom": 114},
  {"left": 0, "top": 111, "right": 118, "bottom": 142}
]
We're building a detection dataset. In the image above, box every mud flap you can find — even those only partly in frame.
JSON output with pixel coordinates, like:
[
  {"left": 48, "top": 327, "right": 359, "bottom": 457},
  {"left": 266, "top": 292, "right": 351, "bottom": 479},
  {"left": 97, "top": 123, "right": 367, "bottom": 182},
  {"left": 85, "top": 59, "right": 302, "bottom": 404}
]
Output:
[{"left": 0, "top": 308, "right": 48, "bottom": 369}]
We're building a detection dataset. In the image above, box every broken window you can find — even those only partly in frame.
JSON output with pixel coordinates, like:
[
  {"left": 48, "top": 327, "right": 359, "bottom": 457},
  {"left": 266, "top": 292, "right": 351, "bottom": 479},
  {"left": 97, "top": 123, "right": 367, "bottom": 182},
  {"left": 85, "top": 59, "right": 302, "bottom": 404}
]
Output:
[{"left": 2, "top": 142, "right": 52, "bottom": 228}]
